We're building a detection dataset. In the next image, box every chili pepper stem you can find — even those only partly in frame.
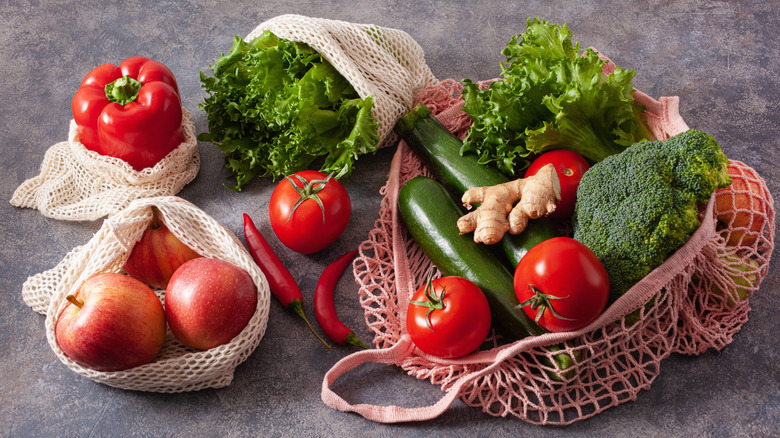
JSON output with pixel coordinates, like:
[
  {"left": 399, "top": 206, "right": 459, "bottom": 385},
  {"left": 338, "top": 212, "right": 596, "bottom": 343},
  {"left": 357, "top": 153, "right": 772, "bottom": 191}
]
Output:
[
  {"left": 289, "top": 299, "right": 331, "bottom": 349},
  {"left": 344, "top": 332, "right": 370, "bottom": 350}
]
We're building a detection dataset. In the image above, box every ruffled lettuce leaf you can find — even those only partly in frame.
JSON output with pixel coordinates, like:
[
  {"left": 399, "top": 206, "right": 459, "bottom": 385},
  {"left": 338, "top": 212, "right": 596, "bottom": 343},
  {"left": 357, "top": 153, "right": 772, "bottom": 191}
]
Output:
[{"left": 199, "top": 31, "right": 379, "bottom": 190}]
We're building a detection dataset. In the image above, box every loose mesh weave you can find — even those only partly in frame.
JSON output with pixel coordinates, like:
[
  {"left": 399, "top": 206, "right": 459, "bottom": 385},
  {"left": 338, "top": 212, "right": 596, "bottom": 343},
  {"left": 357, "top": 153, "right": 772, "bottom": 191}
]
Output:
[
  {"left": 321, "top": 79, "right": 775, "bottom": 424},
  {"left": 10, "top": 108, "right": 200, "bottom": 221},
  {"left": 21, "top": 196, "right": 271, "bottom": 392},
  {"left": 245, "top": 14, "right": 437, "bottom": 147}
]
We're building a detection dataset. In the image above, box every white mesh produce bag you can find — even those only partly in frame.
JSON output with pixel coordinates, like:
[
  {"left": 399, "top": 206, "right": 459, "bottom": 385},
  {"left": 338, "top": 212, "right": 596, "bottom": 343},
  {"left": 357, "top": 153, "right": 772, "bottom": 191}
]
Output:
[
  {"left": 245, "top": 14, "right": 438, "bottom": 146},
  {"left": 21, "top": 196, "right": 270, "bottom": 392},
  {"left": 10, "top": 108, "right": 200, "bottom": 222}
]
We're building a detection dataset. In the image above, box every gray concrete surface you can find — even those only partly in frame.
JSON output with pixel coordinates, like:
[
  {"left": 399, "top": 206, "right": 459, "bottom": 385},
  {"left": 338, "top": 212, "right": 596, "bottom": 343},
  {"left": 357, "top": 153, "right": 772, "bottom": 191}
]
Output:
[{"left": 1, "top": 1, "right": 778, "bottom": 436}]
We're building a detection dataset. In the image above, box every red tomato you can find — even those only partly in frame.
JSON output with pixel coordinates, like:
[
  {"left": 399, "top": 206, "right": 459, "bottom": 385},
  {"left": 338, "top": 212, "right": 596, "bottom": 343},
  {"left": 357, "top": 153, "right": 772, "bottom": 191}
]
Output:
[
  {"left": 525, "top": 150, "right": 590, "bottom": 220},
  {"left": 407, "top": 275, "right": 491, "bottom": 358},
  {"left": 269, "top": 170, "right": 351, "bottom": 254},
  {"left": 513, "top": 237, "right": 609, "bottom": 332}
]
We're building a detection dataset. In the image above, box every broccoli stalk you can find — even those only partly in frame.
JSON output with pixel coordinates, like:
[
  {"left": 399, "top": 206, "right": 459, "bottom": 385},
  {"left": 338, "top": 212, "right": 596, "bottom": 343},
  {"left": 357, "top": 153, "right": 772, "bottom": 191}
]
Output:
[{"left": 572, "top": 129, "right": 731, "bottom": 301}]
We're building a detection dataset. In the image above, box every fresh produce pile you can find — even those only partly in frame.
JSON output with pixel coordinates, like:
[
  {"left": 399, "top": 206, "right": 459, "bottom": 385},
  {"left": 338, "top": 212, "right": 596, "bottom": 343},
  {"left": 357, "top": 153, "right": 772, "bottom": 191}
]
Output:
[{"left": 15, "top": 13, "right": 774, "bottom": 424}]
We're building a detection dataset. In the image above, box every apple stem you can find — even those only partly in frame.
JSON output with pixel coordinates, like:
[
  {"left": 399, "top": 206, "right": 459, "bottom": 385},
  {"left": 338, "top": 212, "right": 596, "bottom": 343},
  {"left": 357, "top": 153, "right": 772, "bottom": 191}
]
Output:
[
  {"left": 150, "top": 206, "right": 162, "bottom": 230},
  {"left": 65, "top": 294, "right": 84, "bottom": 309}
]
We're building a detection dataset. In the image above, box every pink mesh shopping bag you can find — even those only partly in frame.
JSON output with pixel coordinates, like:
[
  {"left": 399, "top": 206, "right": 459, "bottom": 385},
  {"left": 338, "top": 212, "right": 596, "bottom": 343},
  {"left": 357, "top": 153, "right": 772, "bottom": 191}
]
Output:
[{"left": 321, "top": 78, "right": 775, "bottom": 424}]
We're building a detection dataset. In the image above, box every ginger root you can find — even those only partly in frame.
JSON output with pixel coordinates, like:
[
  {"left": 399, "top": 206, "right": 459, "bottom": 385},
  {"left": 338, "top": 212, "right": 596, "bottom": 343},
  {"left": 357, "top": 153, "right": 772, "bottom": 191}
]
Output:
[{"left": 457, "top": 163, "right": 561, "bottom": 244}]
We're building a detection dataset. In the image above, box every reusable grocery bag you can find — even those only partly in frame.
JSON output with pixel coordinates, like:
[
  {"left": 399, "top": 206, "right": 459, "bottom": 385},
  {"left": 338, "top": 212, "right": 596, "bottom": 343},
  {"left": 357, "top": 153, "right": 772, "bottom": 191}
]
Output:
[
  {"left": 321, "top": 78, "right": 775, "bottom": 424},
  {"left": 21, "top": 196, "right": 270, "bottom": 392}
]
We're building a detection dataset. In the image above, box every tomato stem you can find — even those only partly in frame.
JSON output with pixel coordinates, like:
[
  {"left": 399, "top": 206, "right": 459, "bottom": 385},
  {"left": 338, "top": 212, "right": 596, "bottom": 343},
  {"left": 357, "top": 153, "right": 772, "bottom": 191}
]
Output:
[
  {"left": 518, "top": 284, "right": 575, "bottom": 324},
  {"left": 409, "top": 269, "right": 446, "bottom": 332},
  {"left": 284, "top": 172, "right": 335, "bottom": 224}
]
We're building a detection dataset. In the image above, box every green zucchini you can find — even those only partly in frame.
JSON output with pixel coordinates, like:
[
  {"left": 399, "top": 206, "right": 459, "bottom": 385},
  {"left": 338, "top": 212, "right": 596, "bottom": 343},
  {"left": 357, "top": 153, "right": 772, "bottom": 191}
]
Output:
[
  {"left": 398, "top": 175, "right": 544, "bottom": 340},
  {"left": 394, "top": 104, "right": 506, "bottom": 196},
  {"left": 395, "top": 103, "right": 556, "bottom": 268}
]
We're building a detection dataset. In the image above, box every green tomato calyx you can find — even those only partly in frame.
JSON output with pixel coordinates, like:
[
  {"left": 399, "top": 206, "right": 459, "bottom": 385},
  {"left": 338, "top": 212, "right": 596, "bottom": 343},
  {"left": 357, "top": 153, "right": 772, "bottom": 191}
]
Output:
[
  {"left": 518, "top": 284, "right": 575, "bottom": 324},
  {"left": 285, "top": 172, "right": 335, "bottom": 224},
  {"left": 409, "top": 269, "right": 446, "bottom": 333}
]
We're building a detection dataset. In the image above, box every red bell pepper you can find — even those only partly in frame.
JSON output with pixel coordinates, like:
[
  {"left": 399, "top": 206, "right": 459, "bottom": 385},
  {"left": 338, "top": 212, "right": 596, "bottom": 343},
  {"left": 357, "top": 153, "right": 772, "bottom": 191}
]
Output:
[{"left": 71, "top": 56, "right": 183, "bottom": 171}]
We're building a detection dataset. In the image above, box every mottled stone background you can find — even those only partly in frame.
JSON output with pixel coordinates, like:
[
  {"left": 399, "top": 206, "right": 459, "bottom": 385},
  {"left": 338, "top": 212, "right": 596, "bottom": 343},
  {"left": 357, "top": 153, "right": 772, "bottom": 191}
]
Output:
[{"left": 1, "top": 1, "right": 777, "bottom": 436}]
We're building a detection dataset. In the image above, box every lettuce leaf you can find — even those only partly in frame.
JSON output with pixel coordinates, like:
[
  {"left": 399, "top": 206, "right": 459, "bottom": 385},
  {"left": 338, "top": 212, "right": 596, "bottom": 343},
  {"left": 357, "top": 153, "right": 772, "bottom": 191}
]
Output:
[
  {"left": 199, "top": 31, "right": 379, "bottom": 190},
  {"left": 461, "top": 17, "right": 653, "bottom": 177}
]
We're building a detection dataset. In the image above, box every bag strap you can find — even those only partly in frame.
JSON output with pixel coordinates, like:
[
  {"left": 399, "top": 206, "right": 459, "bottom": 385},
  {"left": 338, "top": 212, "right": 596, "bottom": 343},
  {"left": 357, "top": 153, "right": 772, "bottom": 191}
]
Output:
[{"left": 320, "top": 335, "right": 511, "bottom": 422}]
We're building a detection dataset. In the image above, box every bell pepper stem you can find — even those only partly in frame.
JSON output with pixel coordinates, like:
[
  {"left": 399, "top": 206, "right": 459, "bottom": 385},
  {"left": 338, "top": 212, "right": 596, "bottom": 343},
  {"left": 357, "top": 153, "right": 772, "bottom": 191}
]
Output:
[{"left": 105, "top": 75, "right": 142, "bottom": 105}]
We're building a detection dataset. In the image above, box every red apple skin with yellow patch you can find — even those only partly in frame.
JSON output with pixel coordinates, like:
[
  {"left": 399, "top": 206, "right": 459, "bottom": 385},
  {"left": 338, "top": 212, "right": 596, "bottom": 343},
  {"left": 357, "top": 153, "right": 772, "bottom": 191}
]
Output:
[
  {"left": 715, "top": 165, "right": 766, "bottom": 247},
  {"left": 55, "top": 273, "right": 166, "bottom": 372},
  {"left": 164, "top": 258, "right": 257, "bottom": 350},
  {"left": 124, "top": 208, "right": 200, "bottom": 290}
]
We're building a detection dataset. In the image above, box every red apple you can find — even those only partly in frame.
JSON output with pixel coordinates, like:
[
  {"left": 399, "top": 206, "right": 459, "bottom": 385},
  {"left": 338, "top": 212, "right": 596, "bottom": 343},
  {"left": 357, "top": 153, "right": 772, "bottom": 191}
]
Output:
[
  {"left": 715, "top": 164, "right": 767, "bottom": 247},
  {"left": 164, "top": 258, "right": 257, "bottom": 350},
  {"left": 55, "top": 273, "right": 166, "bottom": 372},
  {"left": 124, "top": 206, "right": 200, "bottom": 290}
]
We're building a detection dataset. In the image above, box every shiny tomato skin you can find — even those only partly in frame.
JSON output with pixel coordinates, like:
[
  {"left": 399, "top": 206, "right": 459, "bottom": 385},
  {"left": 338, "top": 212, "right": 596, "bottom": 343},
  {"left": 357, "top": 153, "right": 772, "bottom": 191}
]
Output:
[
  {"left": 525, "top": 150, "right": 590, "bottom": 220},
  {"left": 513, "top": 237, "right": 609, "bottom": 332},
  {"left": 407, "top": 276, "right": 491, "bottom": 358},
  {"left": 268, "top": 170, "right": 351, "bottom": 254}
]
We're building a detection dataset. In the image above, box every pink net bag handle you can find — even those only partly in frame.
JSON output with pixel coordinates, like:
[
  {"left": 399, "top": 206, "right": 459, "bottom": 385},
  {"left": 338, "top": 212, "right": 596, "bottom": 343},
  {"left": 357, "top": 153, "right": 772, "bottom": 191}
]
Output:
[
  {"left": 320, "top": 140, "right": 451, "bottom": 421},
  {"left": 320, "top": 140, "right": 498, "bottom": 421}
]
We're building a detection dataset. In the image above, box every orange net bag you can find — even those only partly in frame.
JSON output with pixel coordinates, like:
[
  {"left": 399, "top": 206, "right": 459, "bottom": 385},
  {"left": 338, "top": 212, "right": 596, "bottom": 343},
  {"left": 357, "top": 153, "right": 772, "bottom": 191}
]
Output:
[{"left": 321, "top": 79, "right": 774, "bottom": 424}]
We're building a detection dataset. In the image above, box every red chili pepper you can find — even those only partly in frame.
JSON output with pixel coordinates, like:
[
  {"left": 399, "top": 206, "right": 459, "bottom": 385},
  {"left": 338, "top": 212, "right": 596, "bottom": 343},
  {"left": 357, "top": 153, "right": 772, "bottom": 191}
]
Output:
[
  {"left": 72, "top": 56, "right": 183, "bottom": 171},
  {"left": 242, "top": 213, "right": 330, "bottom": 348},
  {"left": 314, "top": 249, "right": 369, "bottom": 349}
]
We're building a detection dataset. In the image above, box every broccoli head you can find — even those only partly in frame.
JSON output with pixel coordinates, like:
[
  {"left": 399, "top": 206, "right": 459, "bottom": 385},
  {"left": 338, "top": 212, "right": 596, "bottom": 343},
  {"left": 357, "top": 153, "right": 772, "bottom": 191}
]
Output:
[{"left": 573, "top": 129, "right": 731, "bottom": 301}]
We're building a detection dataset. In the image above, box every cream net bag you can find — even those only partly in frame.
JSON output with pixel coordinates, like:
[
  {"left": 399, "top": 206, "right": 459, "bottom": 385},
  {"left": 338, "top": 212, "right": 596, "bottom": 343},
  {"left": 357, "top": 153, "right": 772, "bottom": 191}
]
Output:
[
  {"left": 21, "top": 196, "right": 270, "bottom": 392},
  {"left": 245, "top": 14, "right": 437, "bottom": 146},
  {"left": 321, "top": 77, "right": 775, "bottom": 424},
  {"left": 10, "top": 108, "right": 200, "bottom": 221}
]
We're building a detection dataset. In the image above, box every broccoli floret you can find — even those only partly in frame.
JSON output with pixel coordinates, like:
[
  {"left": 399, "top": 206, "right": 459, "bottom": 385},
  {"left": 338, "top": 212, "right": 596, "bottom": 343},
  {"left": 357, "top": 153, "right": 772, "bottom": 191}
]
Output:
[{"left": 573, "top": 129, "right": 731, "bottom": 300}]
